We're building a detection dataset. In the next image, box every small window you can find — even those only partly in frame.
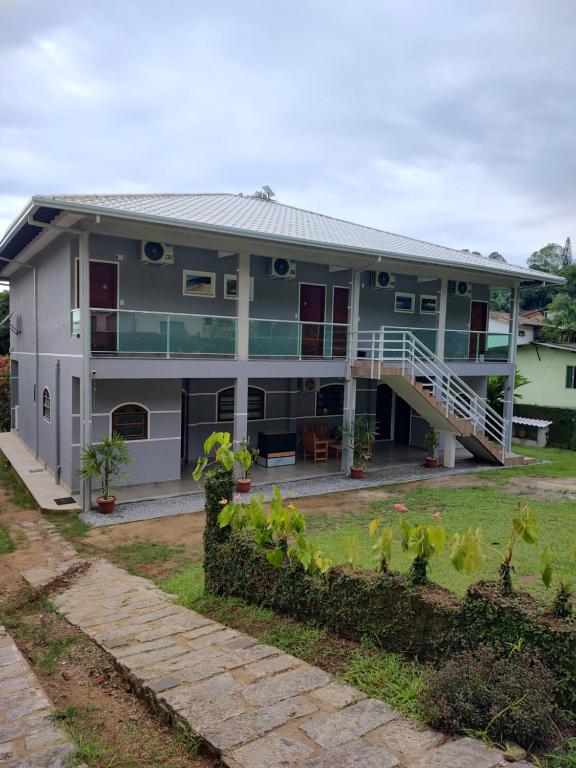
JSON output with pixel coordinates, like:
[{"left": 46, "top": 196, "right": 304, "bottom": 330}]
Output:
[
  {"left": 112, "top": 404, "right": 148, "bottom": 440},
  {"left": 224, "top": 274, "right": 254, "bottom": 301},
  {"left": 217, "top": 387, "right": 265, "bottom": 422},
  {"left": 566, "top": 366, "right": 576, "bottom": 389},
  {"left": 419, "top": 295, "right": 438, "bottom": 315},
  {"left": 394, "top": 292, "right": 415, "bottom": 313},
  {"left": 518, "top": 329, "right": 526, "bottom": 337},
  {"left": 42, "top": 388, "right": 51, "bottom": 422},
  {"left": 316, "top": 384, "right": 344, "bottom": 416}
]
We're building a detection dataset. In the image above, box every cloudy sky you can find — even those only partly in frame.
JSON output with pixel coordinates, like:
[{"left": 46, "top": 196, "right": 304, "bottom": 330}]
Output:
[{"left": 1, "top": 0, "right": 574, "bottom": 266}]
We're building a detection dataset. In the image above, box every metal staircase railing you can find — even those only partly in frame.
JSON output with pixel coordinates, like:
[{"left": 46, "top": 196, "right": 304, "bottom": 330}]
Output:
[{"left": 354, "top": 329, "right": 506, "bottom": 460}]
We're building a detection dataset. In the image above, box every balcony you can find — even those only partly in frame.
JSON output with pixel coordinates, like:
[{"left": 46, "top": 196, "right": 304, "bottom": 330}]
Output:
[{"left": 70, "top": 310, "right": 511, "bottom": 364}]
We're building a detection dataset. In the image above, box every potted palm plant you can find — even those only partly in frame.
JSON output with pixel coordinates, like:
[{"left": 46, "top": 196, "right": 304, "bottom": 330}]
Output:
[
  {"left": 424, "top": 429, "right": 440, "bottom": 468},
  {"left": 79, "top": 433, "right": 130, "bottom": 514},
  {"left": 338, "top": 415, "right": 377, "bottom": 479}
]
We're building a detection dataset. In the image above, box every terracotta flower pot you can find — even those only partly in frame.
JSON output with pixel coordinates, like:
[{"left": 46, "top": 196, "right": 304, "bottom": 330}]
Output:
[
  {"left": 424, "top": 457, "right": 438, "bottom": 469},
  {"left": 236, "top": 478, "right": 252, "bottom": 493},
  {"left": 97, "top": 496, "right": 116, "bottom": 514},
  {"left": 350, "top": 467, "right": 364, "bottom": 479}
]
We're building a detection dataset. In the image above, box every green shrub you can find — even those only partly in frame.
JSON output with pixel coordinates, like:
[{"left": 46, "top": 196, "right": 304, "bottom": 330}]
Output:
[{"left": 419, "top": 645, "right": 555, "bottom": 749}]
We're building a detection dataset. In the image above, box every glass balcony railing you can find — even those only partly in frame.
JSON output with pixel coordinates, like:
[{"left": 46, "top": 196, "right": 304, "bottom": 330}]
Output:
[
  {"left": 444, "top": 330, "right": 510, "bottom": 362},
  {"left": 86, "top": 309, "right": 237, "bottom": 357},
  {"left": 249, "top": 319, "right": 349, "bottom": 359}
]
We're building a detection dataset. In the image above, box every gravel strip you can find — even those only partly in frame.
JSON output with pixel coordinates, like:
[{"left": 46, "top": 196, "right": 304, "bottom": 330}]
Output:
[{"left": 80, "top": 459, "right": 498, "bottom": 528}]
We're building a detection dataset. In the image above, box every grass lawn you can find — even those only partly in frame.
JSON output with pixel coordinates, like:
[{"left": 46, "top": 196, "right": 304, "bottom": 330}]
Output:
[
  {"left": 0, "top": 523, "right": 14, "bottom": 554},
  {"left": 306, "top": 446, "right": 576, "bottom": 600}
]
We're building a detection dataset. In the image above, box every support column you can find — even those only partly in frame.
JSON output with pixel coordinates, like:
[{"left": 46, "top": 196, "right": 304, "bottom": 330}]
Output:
[
  {"left": 436, "top": 277, "right": 448, "bottom": 360},
  {"left": 341, "top": 377, "right": 357, "bottom": 473},
  {"left": 233, "top": 375, "right": 249, "bottom": 456},
  {"left": 503, "top": 283, "right": 520, "bottom": 453},
  {"left": 79, "top": 233, "right": 92, "bottom": 511},
  {"left": 236, "top": 251, "right": 250, "bottom": 361},
  {"left": 442, "top": 432, "right": 456, "bottom": 468}
]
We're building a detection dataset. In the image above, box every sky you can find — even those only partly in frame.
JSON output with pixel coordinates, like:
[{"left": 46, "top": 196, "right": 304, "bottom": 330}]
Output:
[{"left": 0, "top": 0, "right": 575, "bottom": 267}]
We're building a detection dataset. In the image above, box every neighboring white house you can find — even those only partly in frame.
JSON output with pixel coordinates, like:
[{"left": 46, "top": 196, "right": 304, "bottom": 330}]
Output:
[{"left": 489, "top": 310, "right": 545, "bottom": 346}]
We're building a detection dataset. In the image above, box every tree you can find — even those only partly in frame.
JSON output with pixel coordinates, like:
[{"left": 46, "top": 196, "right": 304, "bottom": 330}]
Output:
[
  {"left": 539, "top": 292, "right": 576, "bottom": 342},
  {"left": 0, "top": 292, "right": 9, "bottom": 356},
  {"left": 528, "top": 243, "right": 566, "bottom": 274},
  {"left": 0, "top": 357, "right": 9, "bottom": 432},
  {"left": 488, "top": 251, "right": 506, "bottom": 262},
  {"left": 487, "top": 370, "right": 530, "bottom": 412}
]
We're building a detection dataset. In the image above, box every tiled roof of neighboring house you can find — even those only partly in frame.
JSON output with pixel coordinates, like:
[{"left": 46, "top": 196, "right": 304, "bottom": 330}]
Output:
[
  {"left": 513, "top": 416, "right": 553, "bottom": 428},
  {"left": 489, "top": 310, "right": 545, "bottom": 326},
  {"left": 0, "top": 192, "right": 564, "bottom": 284}
]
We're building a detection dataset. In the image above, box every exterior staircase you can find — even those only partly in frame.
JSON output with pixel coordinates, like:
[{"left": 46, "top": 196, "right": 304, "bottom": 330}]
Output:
[{"left": 352, "top": 329, "right": 524, "bottom": 467}]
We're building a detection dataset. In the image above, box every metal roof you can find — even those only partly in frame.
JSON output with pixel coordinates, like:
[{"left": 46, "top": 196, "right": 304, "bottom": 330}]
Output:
[
  {"left": 513, "top": 416, "right": 552, "bottom": 428},
  {"left": 0, "top": 192, "right": 566, "bottom": 284}
]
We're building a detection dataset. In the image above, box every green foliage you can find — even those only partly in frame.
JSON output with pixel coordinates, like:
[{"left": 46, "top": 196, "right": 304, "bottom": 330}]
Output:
[
  {"left": 487, "top": 370, "right": 530, "bottom": 412},
  {"left": 368, "top": 518, "right": 395, "bottom": 572},
  {"left": 400, "top": 519, "right": 446, "bottom": 585},
  {"left": 342, "top": 639, "right": 425, "bottom": 720},
  {"left": 192, "top": 431, "right": 256, "bottom": 481},
  {"left": 496, "top": 505, "right": 538, "bottom": 596},
  {"left": 543, "top": 737, "right": 576, "bottom": 767},
  {"left": 423, "top": 429, "right": 439, "bottom": 457},
  {"left": 0, "top": 356, "right": 10, "bottom": 432},
  {"left": 0, "top": 523, "right": 14, "bottom": 554},
  {"left": 32, "top": 635, "right": 81, "bottom": 675},
  {"left": 514, "top": 405, "right": 576, "bottom": 450},
  {"left": 419, "top": 645, "right": 556, "bottom": 749},
  {"left": 541, "top": 545, "right": 576, "bottom": 618},
  {"left": 260, "top": 622, "right": 326, "bottom": 659},
  {"left": 450, "top": 528, "right": 485, "bottom": 574},
  {"left": 0, "top": 453, "right": 36, "bottom": 508},
  {"left": 79, "top": 433, "right": 130, "bottom": 500},
  {"left": 337, "top": 415, "right": 377, "bottom": 469},
  {"left": 218, "top": 485, "right": 332, "bottom": 574},
  {"left": 0, "top": 292, "right": 9, "bottom": 356}
]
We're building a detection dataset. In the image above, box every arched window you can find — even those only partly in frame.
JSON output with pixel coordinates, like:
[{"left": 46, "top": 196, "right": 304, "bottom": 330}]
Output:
[
  {"left": 111, "top": 404, "right": 148, "bottom": 441},
  {"left": 217, "top": 387, "right": 265, "bottom": 422},
  {"left": 316, "top": 384, "right": 344, "bottom": 416},
  {"left": 42, "top": 388, "right": 51, "bottom": 422}
]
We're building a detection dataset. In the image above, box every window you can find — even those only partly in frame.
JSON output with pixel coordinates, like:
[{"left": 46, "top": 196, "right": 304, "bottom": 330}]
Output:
[
  {"left": 224, "top": 274, "right": 254, "bottom": 300},
  {"left": 42, "top": 388, "right": 51, "bottom": 422},
  {"left": 566, "top": 366, "right": 576, "bottom": 389},
  {"left": 419, "top": 295, "right": 438, "bottom": 315},
  {"left": 111, "top": 404, "right": 148, "bottom": 440},
  {"left": 217, "top": 387, "right": 265, "bottom": 422},
  {"left": 182, "top": 270, "right": 216, "bottom": 298},
  {"left": 394, "top": 292, "right": 415, "bottom": 313},
  {"left": 316, "top": 384, "right": 344, "bottom": 416}
]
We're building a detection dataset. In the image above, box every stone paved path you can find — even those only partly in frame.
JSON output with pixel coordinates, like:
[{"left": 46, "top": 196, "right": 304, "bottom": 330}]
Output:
[
  {"left": 14, "top": 518, "right": 533, "bottom": 768},
  {"left": 0, "top": 625, "right": 79, "bottom": 767}
]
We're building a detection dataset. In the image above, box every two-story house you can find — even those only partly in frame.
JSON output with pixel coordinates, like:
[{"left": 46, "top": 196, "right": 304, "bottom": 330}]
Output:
[{"left": 0, "top": 193, "right": 563, "bottom": 510}]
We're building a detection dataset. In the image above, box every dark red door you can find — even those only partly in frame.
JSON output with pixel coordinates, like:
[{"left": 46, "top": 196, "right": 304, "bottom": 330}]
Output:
[
  {"left": 332, "top": 286, "right": 349, "bottom": 357},
  {"left": 469, "top": 301, "right": 487, "bottom": 360},
  {"left": 90, "top": 262, "right": 118, "bottom": 353},
  {"left": 300, "top": 284, "right": 326, "bottom": 357}
]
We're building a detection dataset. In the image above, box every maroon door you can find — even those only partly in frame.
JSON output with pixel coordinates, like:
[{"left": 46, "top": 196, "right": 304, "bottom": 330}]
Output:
[
  {"left": 300, "top": 284, "right": 326, "bottom": 357},
  {"left": 332, "top": 286, "right": 349, "bottom": 358},
  {"left": 469, "top": 301, "right": 487, "bottom": 360},
  {"left": 90, "top": 262, "right": 118, "bottom": 353}
]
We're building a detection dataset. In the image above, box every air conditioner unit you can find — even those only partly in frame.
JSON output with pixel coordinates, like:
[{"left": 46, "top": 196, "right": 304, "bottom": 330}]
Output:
[
  {"left": 302, "top": 377, "right": 320, "bottom": 392},
  {"left": 369, "top": 271, "right": 396, "bottom": 289},
  {"left": 140, "top": 241, "right": 175, "bottom": 266},
  {"left": 449, "top": 280, "right": 472, "bottom": 297},
  {"left": 266, "top": 257, "right": 296, "bottom": 279}
]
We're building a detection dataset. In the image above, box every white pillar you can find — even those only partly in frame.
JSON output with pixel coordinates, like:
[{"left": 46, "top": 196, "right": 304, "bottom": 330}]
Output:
[
  {"left": 79, "top": 233, "right": 92, "bottom": 511},
  {"left": 503, "top": 283, "right": 520, "bottom": 453},
  {"left": 341, "top": 377, "right": 357, "bottom": 473},
  {"left": 233, "top": 375, "right": 248, "bottom": 454},
  {"left": 236, "top": 251, "right": 250, "bottom": 360},
  {"left": 442, "top": 432, "right": 456, "bottom": 468},
  {"left": 436, "top": 277, "right": 448, "bottom": 360},
  {"left": 347, "top": 269, "right": 361, "bottom": 361}
]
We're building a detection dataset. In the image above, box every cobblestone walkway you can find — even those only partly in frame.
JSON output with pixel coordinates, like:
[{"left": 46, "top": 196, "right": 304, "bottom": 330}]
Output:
[
  {"left": 0, "top": 626, "right": 79, "bottom": 767},
  {"left": 15, "top": 518, "right": 532, "bottom": 768}
]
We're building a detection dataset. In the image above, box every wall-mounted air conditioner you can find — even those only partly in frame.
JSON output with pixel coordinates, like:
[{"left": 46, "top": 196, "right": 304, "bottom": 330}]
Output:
[
  {"left": 369, "top": 271, "right": 396, "bottom": 289},
  {"left": 266, "top": 257, "right": 296, "bottom": 279},
  {"left": 140, "top": 241, "right": 175, "bottom": 266},
  {"left": 448, "top": 280, "right": 472, "bottom": 297}
]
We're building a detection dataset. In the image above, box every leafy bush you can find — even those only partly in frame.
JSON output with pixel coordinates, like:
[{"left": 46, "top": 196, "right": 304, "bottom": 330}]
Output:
[{"left": 419, "top": 645, "right": 555, "bottom": 749}]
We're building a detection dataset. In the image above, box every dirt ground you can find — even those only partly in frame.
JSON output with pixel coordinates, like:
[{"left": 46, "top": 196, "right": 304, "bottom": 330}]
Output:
[{"left": 0, "top": 488, "right": 214, "bottom": 768}]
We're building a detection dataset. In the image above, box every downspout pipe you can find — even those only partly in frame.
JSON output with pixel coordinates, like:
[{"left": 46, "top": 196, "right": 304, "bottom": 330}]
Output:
[{"left": 55, "top": 359, "right": 61, "bottom": 484}]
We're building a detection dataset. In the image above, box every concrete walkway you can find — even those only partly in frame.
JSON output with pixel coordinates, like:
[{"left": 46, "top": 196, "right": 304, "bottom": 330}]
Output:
[
  {"left": 0, "top": 625, "right": 79, "bottom": 767},
  {"left": 0, "top": 433, "right": 81, "bottom": 513},
  {"left": 11, "top": 517, "right": 530, "bottom": 768}
]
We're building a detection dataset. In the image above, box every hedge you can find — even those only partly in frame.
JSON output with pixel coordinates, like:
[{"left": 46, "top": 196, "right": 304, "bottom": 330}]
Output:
[
  {"left": 513, "top": 403, "right": 576, "bottom": 449},
  {"left": 203, "top": 472, "right": 576, "bottom": 710}
]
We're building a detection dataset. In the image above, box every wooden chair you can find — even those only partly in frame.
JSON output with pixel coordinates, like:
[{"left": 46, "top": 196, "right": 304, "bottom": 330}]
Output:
[{"left": 301, "top": 427, "right": 330, "bottom": 463}]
